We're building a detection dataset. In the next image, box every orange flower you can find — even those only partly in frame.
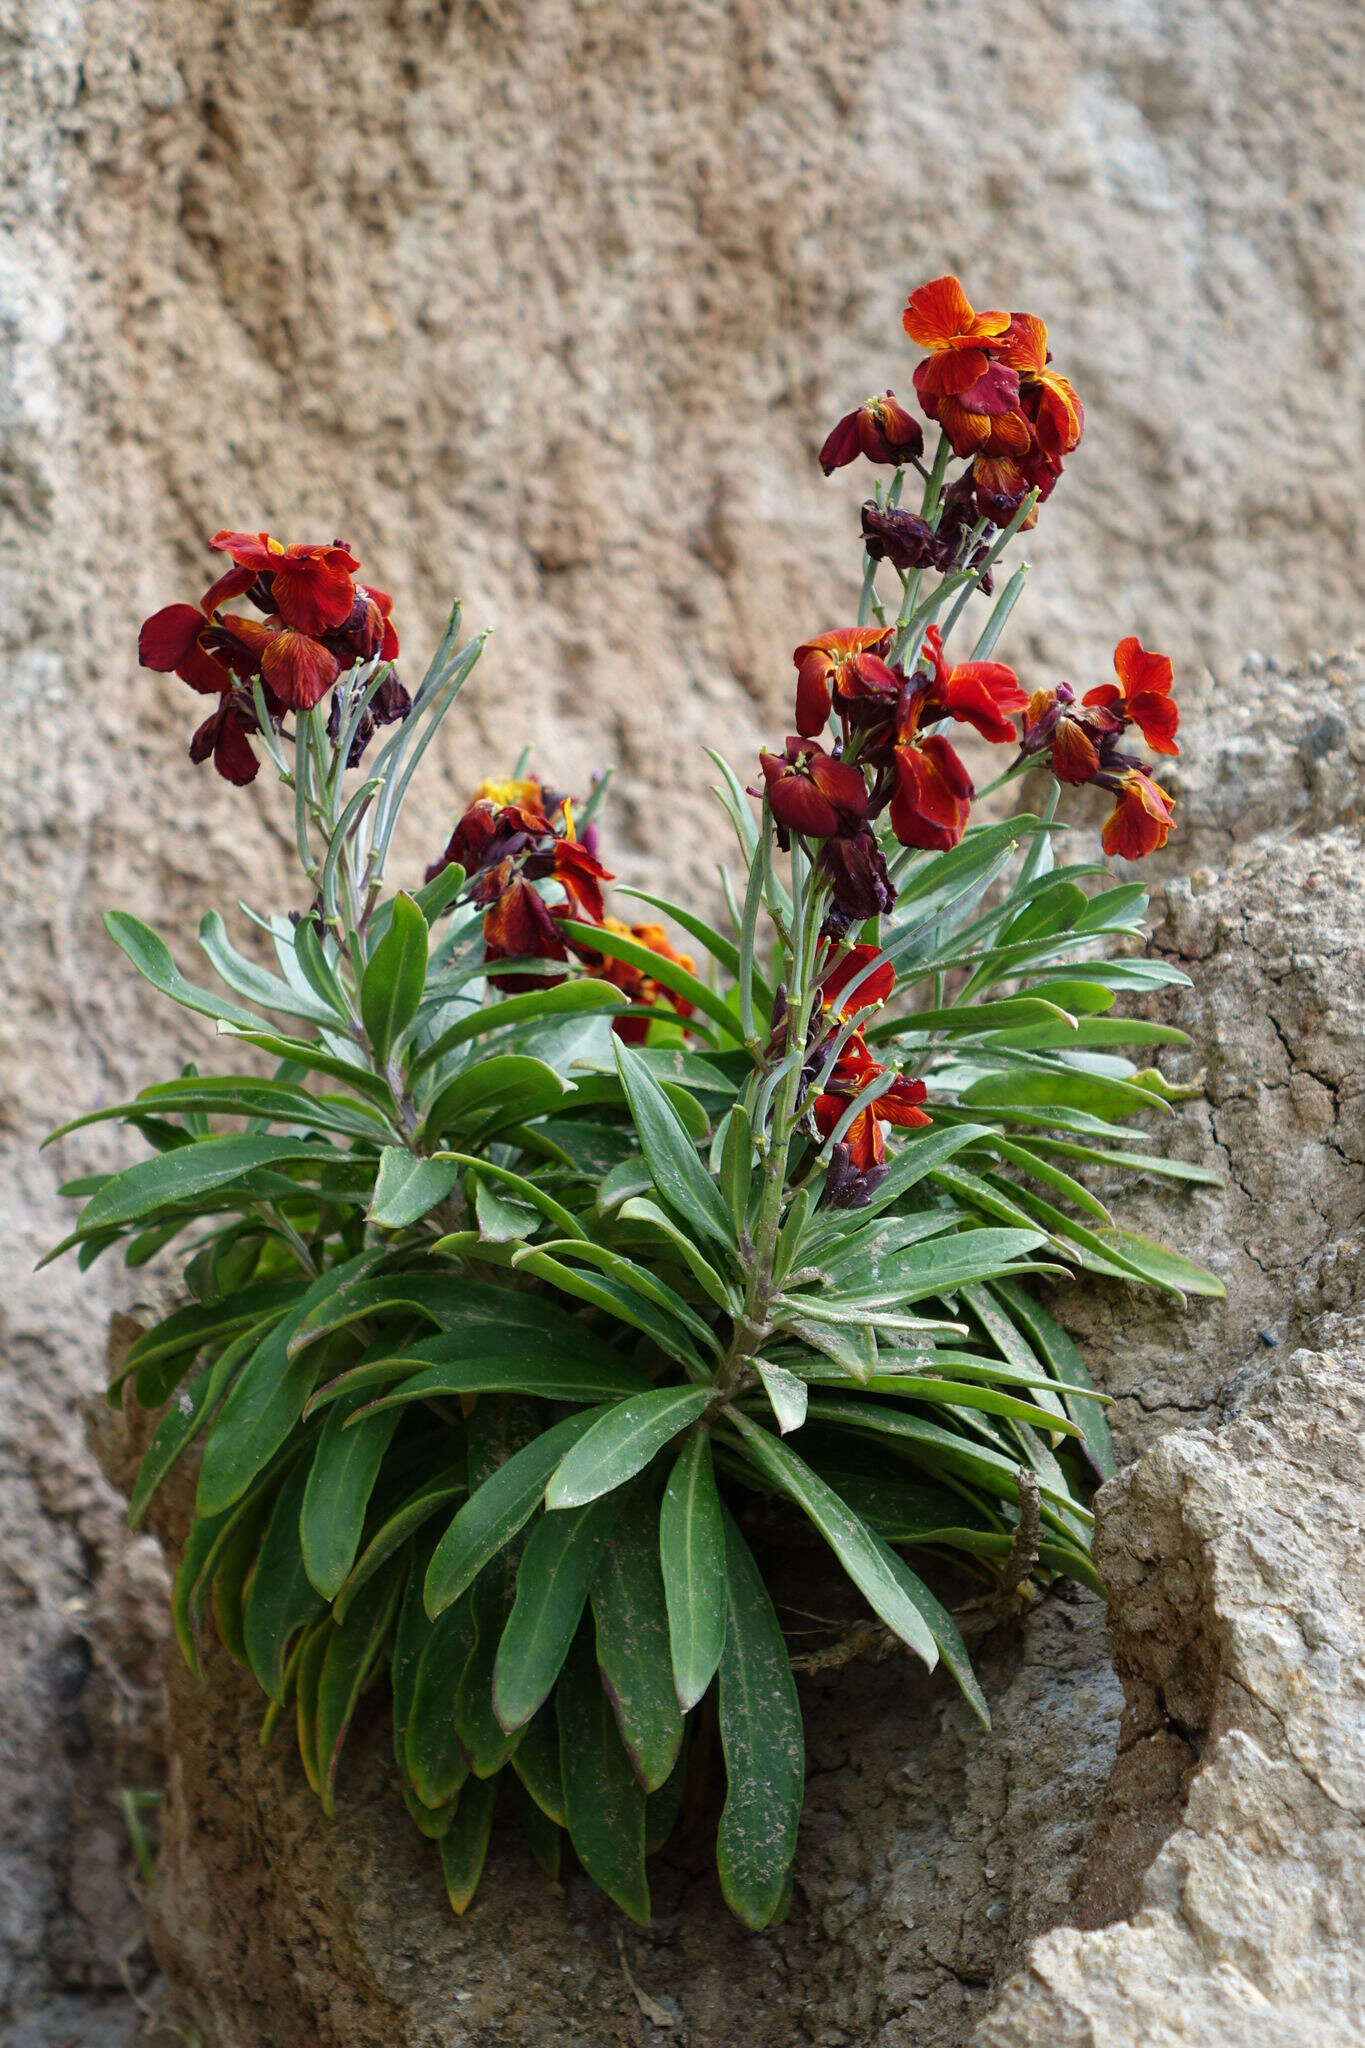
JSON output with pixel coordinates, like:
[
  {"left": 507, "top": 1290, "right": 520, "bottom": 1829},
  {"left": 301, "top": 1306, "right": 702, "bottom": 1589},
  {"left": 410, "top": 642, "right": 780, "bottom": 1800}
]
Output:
[
  {"left": 996, "top": 314, "right": 1085, "bottom": 460},
  {"left": 1019, "top": 682, "right": 1124, "bottom": 786},
  {"left": 903, "top": 275, "right": 1010, "bottom": 401},
  {"left": 1101, "top": 769, "right": 1175, "bottom": 861},
  {"left": 813, "top": 1030, "right": 930, "bottom": 1169},
  {"left": 1084, "top": 637, "right": 1178, "bottom": 756},
  {"left": 594, "top": 919, "right": 698, "bottom": 1043},
  {"left": 792, "top": 627, "right": 898, "bottom": 738}
]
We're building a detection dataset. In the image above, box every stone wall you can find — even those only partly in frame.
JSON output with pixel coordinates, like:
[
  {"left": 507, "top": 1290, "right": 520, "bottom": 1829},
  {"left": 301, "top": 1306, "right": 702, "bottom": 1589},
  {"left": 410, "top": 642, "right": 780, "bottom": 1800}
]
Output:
[{"left": 1, "top": 0, "right": 1361, "bottom": 2038}]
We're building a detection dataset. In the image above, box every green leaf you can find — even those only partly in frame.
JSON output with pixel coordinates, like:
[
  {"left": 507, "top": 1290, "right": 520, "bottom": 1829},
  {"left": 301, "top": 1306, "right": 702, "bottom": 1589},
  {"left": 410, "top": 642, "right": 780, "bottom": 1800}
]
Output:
[
  {"left": 300, "top": 1396, "right": 402, "bottom": 1599},
  {"left": 409, "top": 979, "right": 628, "bottom": 1079},
  {"left": 198, "top": 911, "right": 340, "bottom": 1026},
  {"left": 493, "top": 1495, "right": 620, "bottom": 1732},
  {"left": 659, "top": 1431, "right": 728, "bottom": 1711},
  {"left": 613, "top": 1039, "right": 733, "bottom": 1250},
  {"left": 335, "top": 1343, "right": 647, "bottom": 1427},
  {"left": 990, "top": 1279, "right": 1115, "bottom": 1479},
  {"left": 591, "top": 1484, "right": 685, "bottom": 1790},
  {"left": 122, "top": 1282, "right": 307, "bottom": 1407},
  {"left": 103, "top": 911, "right": 262, "bottom": 1030},
  {"left": 424, "top": 1410, "right": 610, "bottom": 1618},
  {"left": 360, "top": 891, "right": 428, "bottom": 1065},
  {"left": 314, "top": 1562, "right": 404, "bottom": 1811},
  {"left": 560, "top": 917, "right": 742, "bottom": 1041},
  {"left": 405, "top": 1592, "right": 477, "bottom": 1807},
  {"left": 456, "top": 1564, "right": 522, "bottom": 1778},
  {"left": 618, "top": 1197, "right": 738, "bottom": 1312},
  {"left": 440, "top": 1776, "right": 499, "bottom": 1913},
  {"left": 242, "top": 1459, "right": 328, "bottom": 1702},
  {"left": 198, "top": 1255, "right": 375, "bottom": 1516},
  {"left": 546, "top": 1388, "right": 714, "bottom": 1511},
  {"left": 1083, "top": 1228, "right": 1226, "bottom": 1298},
  {"left": 718, "top": 1104, "right": 754, "bottom": 1234},
  {"left": 728, "top": 1414, "right": 938, "bottom": 1666},
  {"left": 411, "top": 858, "right": 467, "bottom": 925},
  {"left": 366, "top": 1148, "right": 462, "bottom": 1228},
  {"left": 78, "top": 1135, "right": 329, "bottom": 1234},
  {"left": 875, "top": 1538, "right": 989, "bottom": 1727},
  {"left": 511, "top": 1705, "right": 567, "bottom": 1826},
  {"left": 127, "top": 1331, "right": 253, "bottom": 1528},
  {"left": 805, "top": 1396, "right": 1090, "bottom": 1530},
  {"left": 756, "top": 1362, "right": 808, "bottom": 1435},
  {"left": 514, "top": 1776, "right": 563, "bottom": 1879},
  {"left": 557, "top": 1631, "right": 650, "bottom": 1923},
  {"left": 419, "top": 1054, "right": 567, "bottom": 1146},
  {"left": 333, "top": 1472, "right": 463, "bottom": 1626},
  {"left": 472, "top": 1177, "right": 540, "bottom": 1244},
  {"left": 716, "top": 1512, "right": 803, "bottom": 1930}
]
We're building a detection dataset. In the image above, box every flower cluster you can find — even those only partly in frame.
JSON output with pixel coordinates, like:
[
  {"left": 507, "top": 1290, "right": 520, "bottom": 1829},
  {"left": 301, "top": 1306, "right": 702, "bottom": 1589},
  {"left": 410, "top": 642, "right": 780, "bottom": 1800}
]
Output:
[
  {"left": 427, "top": 778, "right": 696, "bottom": 1037},
  {"left": 138, "top": 532, "right": 407, "bottom": 784},
  {"left": 1020, "top": 637, "right": 1178, "bottom": 858},
  {"left": 759, "top": 275, "right": 1179, "bottom": 930}
]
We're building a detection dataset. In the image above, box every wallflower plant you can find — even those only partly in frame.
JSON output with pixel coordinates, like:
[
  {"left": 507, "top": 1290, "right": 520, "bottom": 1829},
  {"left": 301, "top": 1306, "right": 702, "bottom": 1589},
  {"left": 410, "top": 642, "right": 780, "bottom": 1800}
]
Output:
[{"left": 49, "top": 278, "right": 1220, "bottom": 1930}]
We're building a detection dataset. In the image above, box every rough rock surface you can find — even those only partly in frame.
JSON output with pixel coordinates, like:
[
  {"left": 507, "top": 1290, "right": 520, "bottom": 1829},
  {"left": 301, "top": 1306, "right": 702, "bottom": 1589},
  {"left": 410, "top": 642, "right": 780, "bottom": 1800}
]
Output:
[
  {"left": 3, "top": 0, "right": 1363, "bottom": 2036},
  {"left": 976, "top": 1325, "right": 1365, "bottom": 2048}
]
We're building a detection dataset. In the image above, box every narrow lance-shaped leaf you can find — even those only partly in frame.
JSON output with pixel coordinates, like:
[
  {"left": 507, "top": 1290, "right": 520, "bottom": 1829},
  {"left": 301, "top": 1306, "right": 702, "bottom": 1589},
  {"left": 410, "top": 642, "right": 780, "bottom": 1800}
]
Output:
[
  {"left": 659, "top": 1429, "right": 728, "bottom": 1711},
  {"left": 557, "top": 1630, "right": 650, "bottom": 1924},
  {"left": 360, "top": 890, "right": 428, "bottom": 1065},
  {"left": 716, "top": 1510, "right": 804, "bottom": 1931},
  {"left": 546, "top": 1387, "right": 714, "bottom": 1512},
  {"left": 492, "top": 1494, "right": 621, "bottom": 1733},
  {"left": 591, "top": 1483, "right": 686, "bottom": 1790}
]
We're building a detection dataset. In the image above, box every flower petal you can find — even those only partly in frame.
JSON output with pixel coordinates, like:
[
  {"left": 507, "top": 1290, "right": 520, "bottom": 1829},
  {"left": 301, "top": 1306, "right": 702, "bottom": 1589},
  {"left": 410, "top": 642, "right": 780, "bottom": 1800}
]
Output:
[
  {"left": 260, "top": 627, "right": 340, "bottom": 709},
  {"left": 139, "top": 603, "right": 206, "bottom": 671}
]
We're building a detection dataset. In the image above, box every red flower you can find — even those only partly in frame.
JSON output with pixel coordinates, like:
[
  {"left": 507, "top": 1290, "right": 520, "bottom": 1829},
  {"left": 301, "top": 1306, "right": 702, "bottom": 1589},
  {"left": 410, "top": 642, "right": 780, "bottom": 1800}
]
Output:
[
  {"left": 813, "top": 1030, "right": 930, "bottom": 1169},
  {"left": 972, "top": 441, "right": 1061, "bottom": 531},
  {"left": 548, "top": 837, "right": 613, "bottom": 923},
  {"left": 903, "top": 276, "right": 1010, "bottom": 402},
  {"left": 758, "top": 737, "right": 869, "bottom": 840},
  {"left": 1084, "top": 637, "right": 1178, "bottom": 756},
  {"left": 187, "top": 698, "right": 265, "bottom": 787},
  {"left": 922, "top": 361, "right": 1027, "bottom": 460},
  {"left": 889, "top": 733, "right": 973, "bottom": 851},
  {"left": 820, "top": 394, "right": 924, "bottom": 475},
  {"left": 817, "top": 943, "right": 895, "bottom": 1018},
  {"left": 792, "top": 627, "right": 898, "bottom": 738},
  {"left": 209, "top": 532, "right": 361, "bottom": 636},
  {"left": 916, "top": 623, "right": 1027, "bottom": 745},
  {"left": 996, "top": 314, "right": 1084, "bottom": 461},
  {"left": 482, "top": 878, "right": 571, "bottom": 991},
  {"left": 1101, "top": 769, "right": 1175, "bottom": 861}
]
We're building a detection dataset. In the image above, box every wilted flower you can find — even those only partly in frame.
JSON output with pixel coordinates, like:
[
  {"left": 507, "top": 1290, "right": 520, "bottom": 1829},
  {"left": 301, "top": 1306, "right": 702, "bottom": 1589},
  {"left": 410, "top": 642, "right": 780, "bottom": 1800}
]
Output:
[
  {"left": 860, "top": 503, "right": 955, "bottom": 574},
  {"left": 757, "top": 737, "right": 869, "bottom": 841},
  {"left": 817, "top": 824, "right": 896, "bottom": 926},
  {"left": 820, "top": 394, "right": 925, "bottom": 475}
]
